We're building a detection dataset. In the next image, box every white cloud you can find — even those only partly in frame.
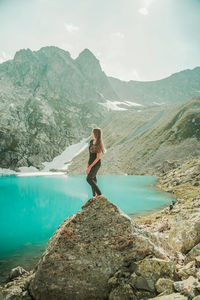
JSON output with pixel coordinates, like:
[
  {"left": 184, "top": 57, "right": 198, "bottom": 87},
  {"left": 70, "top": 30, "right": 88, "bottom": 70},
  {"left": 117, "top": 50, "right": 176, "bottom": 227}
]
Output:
[
  {"left": 64, "top": 22, "right": 80, "bottom": 33},
  {"left": 0, "top": 51, "right": 12, "bottom": 63},
  {"left": 112, "top": 32, "right": 125, "bottom": 39},
  {"left": 138, "top": 7, "right": 149, "bottom": 15},
  {"left": 138, "top": 0, "right": 156, "bottom": 16},
  {"left": 130, "top": 69, "right": 141, "bottom": 81}
]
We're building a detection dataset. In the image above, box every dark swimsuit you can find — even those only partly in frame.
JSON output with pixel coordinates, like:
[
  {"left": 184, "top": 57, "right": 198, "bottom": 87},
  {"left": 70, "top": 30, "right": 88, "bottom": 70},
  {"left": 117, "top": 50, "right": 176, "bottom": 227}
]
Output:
[
  {"left": 88, "top": 139, "right": 101, "bottom": 166},
  {"left": 86, "top": 139, "right": 102, "bottom": 196}
]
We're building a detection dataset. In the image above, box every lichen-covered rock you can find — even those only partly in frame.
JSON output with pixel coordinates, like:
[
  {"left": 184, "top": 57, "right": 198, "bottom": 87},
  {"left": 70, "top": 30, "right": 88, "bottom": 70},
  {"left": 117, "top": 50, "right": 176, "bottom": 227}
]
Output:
[
  {"left": 168, "top": 212, "right": 200, "bottom": 254},
  {"left": 155, "top": 277, "right": 174, "bottom": 294},
  {"left": 176, "top": 261, "right": 197, "bottom": 280},
  {"left": 9, "top": 266, "right": 29, "bottom": 280},
  {"left": 185, "top": 243, "right": 200, "bottom": 264},
  {"left": 195, "top": 255, "right": 200, "bottom": 267},
  {"left": 132, "top": 257, "right": 175, "bottom": 282},
  {"left": 173, "top": 276, "right": 200, "bottom": 298},
  {"left": 108, "top": 283, "right": 136, "bottom": 300},
  {"left": 27, "top": 196, "right": 169, "bottom": 300},
  {"left": 0, "top": 271, "right": 34, "bottom": 300},
  {"left": 127, "top": 257, "right": 175, "bottom": 298},
  {"left": 149, "top": 293, "right": 188, "bottom": 299},
  {"left": 107, "top": 256, "right": 175, "bottom": 299},
  {"left": 0, "top": 285, "right": 32, "bottom": 300}
]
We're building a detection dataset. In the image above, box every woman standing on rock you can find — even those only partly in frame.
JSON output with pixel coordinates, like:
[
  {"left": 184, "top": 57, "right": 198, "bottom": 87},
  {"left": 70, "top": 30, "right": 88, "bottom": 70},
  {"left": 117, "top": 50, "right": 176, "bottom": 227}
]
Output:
[{"left": 86, "top": 128, "right": 106, "bottom": 199}]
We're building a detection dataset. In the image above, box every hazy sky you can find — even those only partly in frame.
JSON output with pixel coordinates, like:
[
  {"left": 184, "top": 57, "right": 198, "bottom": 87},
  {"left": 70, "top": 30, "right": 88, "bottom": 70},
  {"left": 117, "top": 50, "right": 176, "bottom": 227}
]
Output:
[{"left": 0, "top": 0, "right": 199, "bottom": 81}]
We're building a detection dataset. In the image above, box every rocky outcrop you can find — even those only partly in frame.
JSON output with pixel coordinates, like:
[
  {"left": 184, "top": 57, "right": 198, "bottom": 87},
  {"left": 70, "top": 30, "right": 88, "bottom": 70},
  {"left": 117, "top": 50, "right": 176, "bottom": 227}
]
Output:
[
  {"left": 1, "top": 193, "right": 200, "bottom": 299},
  {"left": 27, "top": 196, "right": 172, "bottom": 300},
  {"left": 0, "top": 196, "right": 177, "bottom": 300},
  {"left": 133, "top": 156, "right": 200, "bottom": 298},
  {"left": 155, "top": 160, "right": 181, "bottom": 175}
]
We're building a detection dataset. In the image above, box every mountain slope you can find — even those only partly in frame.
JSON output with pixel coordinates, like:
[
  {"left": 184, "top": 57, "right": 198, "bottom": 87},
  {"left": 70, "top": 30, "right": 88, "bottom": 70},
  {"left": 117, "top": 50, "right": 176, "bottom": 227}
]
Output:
[
  {"left": 75, "top": 48, "right": 119, "bottom": 100},
  {"left": 0, "top": 46, "right": 113, "bottom": 170},
  {"left": 108, "top": 67, "right": 200, "bottom": 105},
  {"left": 66, "top": 97, "right": 200, "bottom": 175}
]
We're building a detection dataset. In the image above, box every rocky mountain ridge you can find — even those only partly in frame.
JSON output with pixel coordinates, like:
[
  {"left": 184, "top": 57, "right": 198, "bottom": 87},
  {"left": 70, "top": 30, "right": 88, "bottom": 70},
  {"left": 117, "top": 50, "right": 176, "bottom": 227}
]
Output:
[
  {"left": 0, "top": 46, "right": 112, "bottom": 170},
  {"left": 109, "top": 66, "right": 200, "bottom": 105},
  {"left": 0, "top": 45, "right": 200, "bottom": 172}
]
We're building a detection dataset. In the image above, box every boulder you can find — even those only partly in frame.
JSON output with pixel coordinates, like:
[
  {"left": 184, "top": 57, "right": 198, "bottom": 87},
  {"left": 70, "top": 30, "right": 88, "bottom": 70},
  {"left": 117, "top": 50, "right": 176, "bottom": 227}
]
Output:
[
  {"left": 173, "top": 276, "right": 200, "bottom": 298},
  {"left": 149, "top": 293, "right": 188, "bottom": 299},
  {"left": 195, "top": 255, "right": 200, "bottom": 267},
  {"left": 28, "top": 196, "right": 169, "bottom": 300},
  {"left": 127, "top": 257, "right": 174, "bottom": 298},
  {"left": 168, "top": 212, "right": 200, "bottom": 254},
  {"left": 107, "top": 257, "right": 175, "bottom": 299},
  {"left": 108, "top": 283, "right": 136, "bottom": 300},
  {"left": 185, "top": 243, "right": 200, "bottom": 264},
  {"left": 9, "top": 266, "right": 29, "bottom": 280},
  {"left": 176, "top": 261, "right": 197, "bottom": 280},
  {"left": 155, "top": 278, "right": 174, "bottom": 294}
]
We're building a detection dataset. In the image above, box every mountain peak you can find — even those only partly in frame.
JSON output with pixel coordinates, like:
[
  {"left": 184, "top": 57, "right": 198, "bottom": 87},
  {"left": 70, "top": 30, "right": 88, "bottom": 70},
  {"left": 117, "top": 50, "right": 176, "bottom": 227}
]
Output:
[
  {"left": 13, "top": 48, "right": 34, "bottom": 61},
  {"left": 76, "top": 48, "right": 99, "bottom": 62},
  {"left": 37, "top": 45, "right": 71, "bottom": 59}
]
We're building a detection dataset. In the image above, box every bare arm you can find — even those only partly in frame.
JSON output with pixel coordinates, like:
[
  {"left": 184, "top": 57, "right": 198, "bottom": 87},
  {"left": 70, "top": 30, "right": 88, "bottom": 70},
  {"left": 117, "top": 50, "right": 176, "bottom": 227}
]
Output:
[{"left": 88, "top": 152, "right": 101, "bottom": 168}]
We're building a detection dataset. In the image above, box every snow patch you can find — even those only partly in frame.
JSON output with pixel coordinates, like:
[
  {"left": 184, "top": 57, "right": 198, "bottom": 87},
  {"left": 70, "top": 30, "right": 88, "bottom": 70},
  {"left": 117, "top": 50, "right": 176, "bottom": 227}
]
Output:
[
  {"left": 99, "top": 100, "right": 128, "bottom": 111},
  {"left": 152, "top": 101, "right": 165, "bottom": 105},
  {"left": 97, "top": 93, "right": 143, "bottom": 111},
  {"left": 1, "top": 137, "right": 90, "bottom": 177},
  {"left": 123, "top": 101, "right": 143, "bottom": 107},
  {"left": 41, "top": 137, "right": 89, "bottom": 172}
]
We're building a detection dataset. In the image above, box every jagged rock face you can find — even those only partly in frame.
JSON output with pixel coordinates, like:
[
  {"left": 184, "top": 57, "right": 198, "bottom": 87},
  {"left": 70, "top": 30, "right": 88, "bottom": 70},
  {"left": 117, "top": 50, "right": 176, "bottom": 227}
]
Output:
[
  {"left": 0, "top": 46, "right": 110, "bottom": 170},
  {"left": 28, "top": 196, "right": 169, "bottom": 300},
  {"left": 75, "top": 48, "right": 118, "bottom": 100}
]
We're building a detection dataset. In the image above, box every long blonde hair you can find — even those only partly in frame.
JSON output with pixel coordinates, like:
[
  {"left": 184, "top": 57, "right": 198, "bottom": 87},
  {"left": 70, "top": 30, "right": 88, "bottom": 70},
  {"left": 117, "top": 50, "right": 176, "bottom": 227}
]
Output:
[{"left": 90, "top": 128, "right": 107, "bottom": 154}]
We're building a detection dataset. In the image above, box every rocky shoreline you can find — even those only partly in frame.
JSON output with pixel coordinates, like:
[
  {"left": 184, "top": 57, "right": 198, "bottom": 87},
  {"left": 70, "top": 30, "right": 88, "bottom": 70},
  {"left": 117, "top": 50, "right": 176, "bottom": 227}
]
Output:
[{"left": 0, "top": 157, "right": 199, "bottom": 299}]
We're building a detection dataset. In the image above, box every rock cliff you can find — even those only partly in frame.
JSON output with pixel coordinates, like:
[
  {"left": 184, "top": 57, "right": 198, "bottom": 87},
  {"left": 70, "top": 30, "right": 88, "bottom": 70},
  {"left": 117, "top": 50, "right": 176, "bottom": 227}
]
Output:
[{"left": 0, "top": 46, "right": 111, "bottom": 170}]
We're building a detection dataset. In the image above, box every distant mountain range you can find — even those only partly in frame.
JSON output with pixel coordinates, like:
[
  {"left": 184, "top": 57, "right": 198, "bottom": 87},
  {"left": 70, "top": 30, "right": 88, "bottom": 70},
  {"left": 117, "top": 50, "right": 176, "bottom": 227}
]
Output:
[
  {"left": 0, "top": 46, "right": 199, "bottom": 171},
  {"left": 108, "top": 67, "right": 200, "bottom": 105}
]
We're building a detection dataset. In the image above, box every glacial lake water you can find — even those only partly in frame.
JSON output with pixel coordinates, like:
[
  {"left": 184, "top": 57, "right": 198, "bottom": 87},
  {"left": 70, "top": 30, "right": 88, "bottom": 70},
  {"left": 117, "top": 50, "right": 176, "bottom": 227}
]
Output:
[{"left": 0, "top": 174, "right": 174, "bottom": 283}]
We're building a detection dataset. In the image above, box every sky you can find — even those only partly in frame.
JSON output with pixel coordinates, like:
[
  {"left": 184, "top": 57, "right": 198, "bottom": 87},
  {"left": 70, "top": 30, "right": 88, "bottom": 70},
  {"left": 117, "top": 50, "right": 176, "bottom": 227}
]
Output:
[{"left": 0, "top": 0, "right": 199, "bottom": 81}]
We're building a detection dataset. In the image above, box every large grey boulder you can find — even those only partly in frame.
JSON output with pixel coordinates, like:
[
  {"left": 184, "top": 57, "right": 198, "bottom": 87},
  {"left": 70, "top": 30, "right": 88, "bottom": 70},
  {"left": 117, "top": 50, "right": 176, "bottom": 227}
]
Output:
[{"left": 27, "top": 196, "right": 169, "bottom": 300}]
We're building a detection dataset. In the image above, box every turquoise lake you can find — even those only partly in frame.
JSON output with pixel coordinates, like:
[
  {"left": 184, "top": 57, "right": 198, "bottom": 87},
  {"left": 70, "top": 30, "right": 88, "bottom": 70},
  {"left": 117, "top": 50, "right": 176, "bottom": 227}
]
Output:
[{"left": 0, "top": 174, "right": 174, "bottom": 283}]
